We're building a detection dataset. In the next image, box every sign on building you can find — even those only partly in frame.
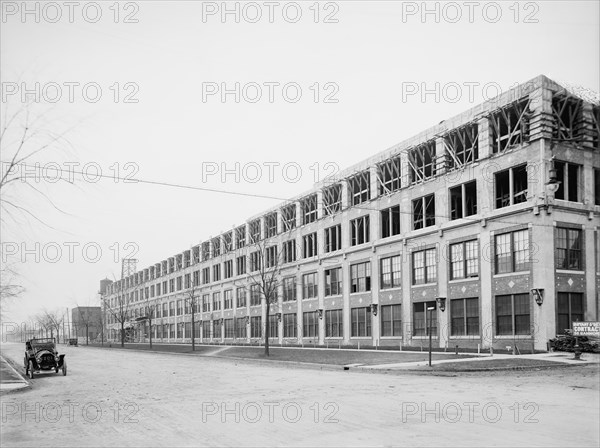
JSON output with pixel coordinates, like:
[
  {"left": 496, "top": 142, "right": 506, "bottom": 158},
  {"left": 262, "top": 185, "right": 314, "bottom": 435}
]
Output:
[{"left": 572, "top": 322, "right": 600, "bottom": 337}]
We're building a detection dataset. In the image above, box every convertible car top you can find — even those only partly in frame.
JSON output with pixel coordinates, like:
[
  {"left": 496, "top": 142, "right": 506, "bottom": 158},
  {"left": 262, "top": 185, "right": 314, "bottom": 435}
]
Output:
[{"left": 24, "top": 338, "right": 67, "bottom": 379}]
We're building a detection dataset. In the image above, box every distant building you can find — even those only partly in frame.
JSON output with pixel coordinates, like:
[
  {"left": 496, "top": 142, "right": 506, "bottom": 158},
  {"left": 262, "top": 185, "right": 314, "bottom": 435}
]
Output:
[
  {"left": 99, "top": 278, "right": 112, "bottom": 295},
  {"left": 101, "top": 75, "right": 600, "bottom": 352},
  {"left": 72, "top": 306, "right": 102, "bottom": 342}
]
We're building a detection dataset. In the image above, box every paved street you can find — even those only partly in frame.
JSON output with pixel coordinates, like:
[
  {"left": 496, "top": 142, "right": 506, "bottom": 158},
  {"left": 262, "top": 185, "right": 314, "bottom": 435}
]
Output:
[{"left": 1, "top": 342, "right": 599, "bottom": 447}]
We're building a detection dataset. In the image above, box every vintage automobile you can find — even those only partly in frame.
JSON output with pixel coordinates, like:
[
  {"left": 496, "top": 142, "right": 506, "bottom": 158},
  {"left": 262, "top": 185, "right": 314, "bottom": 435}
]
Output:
[{"left": 23, "top": 338, "right": 67, "bottom": 379}]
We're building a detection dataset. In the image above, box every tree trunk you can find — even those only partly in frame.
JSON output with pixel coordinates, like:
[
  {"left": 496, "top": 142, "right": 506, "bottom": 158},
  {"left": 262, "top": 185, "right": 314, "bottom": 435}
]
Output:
[
  {"left": 120, "top": 322, "right": 125, "bottom": 347},
  {"left": 86, "top": 325, "right": 89, "bottom": 345},
  {"left": 191, "top": 310, "right": 195, "bottom": 352},
  {"left": 149, "top": 318, "right": 153, "bottom": 349},
  {"left": 264, "top": 304, "right": 270, "bottom": 357}
]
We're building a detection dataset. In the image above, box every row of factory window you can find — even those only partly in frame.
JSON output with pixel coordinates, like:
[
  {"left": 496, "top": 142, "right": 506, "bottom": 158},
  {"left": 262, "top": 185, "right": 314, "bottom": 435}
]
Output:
[
  {"left": 107, "top": 159, "right": 592, "bottom": 294},
  {"left": 116, "top": 292, "right": 584, "bottom": 339},
  {"left": 106, "top": 227, "right": 584, "bottom": 315},
  {"left": 108, "top": 90, "right": 600, "bottom": 294}
]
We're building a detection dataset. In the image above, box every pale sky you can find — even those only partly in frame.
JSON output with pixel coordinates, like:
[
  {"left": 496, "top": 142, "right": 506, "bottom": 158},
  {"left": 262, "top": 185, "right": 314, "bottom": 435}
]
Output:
[{"left": 1, "top": 0, "right": 599, "bottom": 324}]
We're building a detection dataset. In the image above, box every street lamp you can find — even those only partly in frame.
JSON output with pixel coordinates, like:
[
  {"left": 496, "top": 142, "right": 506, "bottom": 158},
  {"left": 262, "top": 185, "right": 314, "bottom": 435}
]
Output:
[
  {"left": 370, "top": 304, "right": 378, "bottom": 316},
  {"left": 427, "top": 306, "right": 435, "bottom": 367},
  {"left": 544, "top": 163, "right": 561, "bottom": 210},
  {"left": 546, "top": 166, "right": 561, "bottom": 194},
  {"left": 531, "top": 289, "right": 544, "bottom": 306},
  {"left": 436, "top": 297, "right": 446, "bottom": 312}
]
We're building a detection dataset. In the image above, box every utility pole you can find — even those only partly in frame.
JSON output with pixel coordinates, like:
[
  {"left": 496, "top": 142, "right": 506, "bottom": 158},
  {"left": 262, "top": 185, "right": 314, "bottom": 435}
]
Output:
[
  {"left": 427, "top": 306, "right": 435, "bottom": 367},
  {"left": 65, "top": 307, "right": 69, "bottom": 341}
]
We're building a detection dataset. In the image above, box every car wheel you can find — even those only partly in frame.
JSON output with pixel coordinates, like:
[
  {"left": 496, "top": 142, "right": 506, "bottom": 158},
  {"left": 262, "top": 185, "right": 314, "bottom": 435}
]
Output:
[
  {"left": 28, "top": 360, "right": 34, "bottom": 379},
  {"left": 62, "top": 360, "right": 67, "bottom": 376}
]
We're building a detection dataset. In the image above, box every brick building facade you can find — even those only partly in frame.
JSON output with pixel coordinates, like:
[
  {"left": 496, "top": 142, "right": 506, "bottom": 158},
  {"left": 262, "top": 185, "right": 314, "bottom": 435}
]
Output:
[{"left": 101, "top": 75, "right": 600, "bottom": 352}]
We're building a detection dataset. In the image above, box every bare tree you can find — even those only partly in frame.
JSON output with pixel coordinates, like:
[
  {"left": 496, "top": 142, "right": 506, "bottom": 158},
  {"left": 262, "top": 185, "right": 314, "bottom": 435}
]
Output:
[
  {"left": 183, "top": 277, "right": 200, "bottom": 351},
  {"left": 35, "top": 310, "right": 61, "bottom": 340},
  {"left": 74, "top": 305, "right": 96, "bottom": 345},
  {"left": 246, "top": 236, "right": 288, "bottom": 357},
  {"left": 43, "top": 309, "right": 65, "bottom": 343},
  {"left": 105, "top": 289, "right": 131, "bottom": 348},
  {"left": 141, "top": 286, "right": 156, "bottom": 349},
  {"left": 35, "top": 312, "right": 54, "bottom": 338},
  {"left": 35, "top": 313, "right": 51, "bottom": 338},
  {"left": 1, "top": 99, "right": 76, "bottom": 320},
  {"left": 1, "top": 101, "right": 74, "bottom": 225},
  {"left": 0, "top": 260, "right": 24, "bottom": 319},
  {"left": 96, "top": 306, "right": 106, "bottom": 346}
]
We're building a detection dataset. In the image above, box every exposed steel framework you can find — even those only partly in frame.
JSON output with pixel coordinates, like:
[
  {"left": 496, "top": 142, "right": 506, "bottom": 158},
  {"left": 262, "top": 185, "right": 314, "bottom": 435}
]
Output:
[
  {"left": 322, "top": 183, "right": 342, "bottom": 216},
  {"left": 488, "top": 97, "right": 531, "bottom": 153},
  {"left": 377, "top": 156, "right": 402, "bottom": 196},
  {"left": 443, "top": 123, "right": 479, "bottom": 170}
]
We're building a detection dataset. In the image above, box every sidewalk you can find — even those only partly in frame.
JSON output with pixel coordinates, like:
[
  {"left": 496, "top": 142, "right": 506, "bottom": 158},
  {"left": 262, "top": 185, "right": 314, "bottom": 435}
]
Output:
[
  {"left": 360, "top": 351, "right": 600, "bottom": 371},
  {"left": 0, "top": 355, "right": 29, "bottom": 393}
]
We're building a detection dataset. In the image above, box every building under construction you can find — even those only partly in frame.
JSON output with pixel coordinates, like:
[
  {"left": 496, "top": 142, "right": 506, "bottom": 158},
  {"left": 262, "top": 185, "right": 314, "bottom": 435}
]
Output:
[{"left": 101, "top": 75, "right": 600, "bottom": 352}]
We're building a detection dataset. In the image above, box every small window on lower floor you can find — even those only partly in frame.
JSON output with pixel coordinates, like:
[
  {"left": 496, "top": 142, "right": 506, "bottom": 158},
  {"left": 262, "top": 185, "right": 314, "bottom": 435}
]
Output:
[
  {"left": 351, "top": 307, "right": 371, "bottom": 337},
  {"left": 450, "top": 298, "right": 479, "bottom": 336},
  {"left": 556, "top": 292, "right": 584, "bottom": 334},
  {"left": 380, "top": 304, "right": 401, "bottom": 337},
  {"left": 325, "top": 309, "right": 343, "bottom": 337},
  {"left": 495, "top": 293, "right": 530, "bottom": 336},
  {"left": 555, "top": 227, "right": 582, "bottom": 270},
  {"left": 413, "top": 301, "right": 437, "bottom": 336},
  {"left": 250, "top": 316, "right": 262, "bottom": 338},
  {"left": 268, "top": 315, "right": 278, "bottom": 339},
  {"left": 283, "top": 313, "right": 297, "bottom": 338},
  {"left": 303, "top": 311, "right": 319, "bottom": 337}
]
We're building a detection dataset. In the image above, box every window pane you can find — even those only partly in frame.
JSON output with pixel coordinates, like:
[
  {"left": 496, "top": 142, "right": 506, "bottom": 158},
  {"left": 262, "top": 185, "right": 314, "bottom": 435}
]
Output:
[
  {"left": 451, "top": 244, "right": 464, "bottom": 279},
  {"left": 514, "top": 294, "right": 530, "bottom": 335},
  {"left": 568, "top": 229, "right": 582, "bottom": 270},
  {"left": 426, "top": 249, "right": 437, "bottom": 282},
  {"left": 513, "top": 230, "right": 529, "bottom": 272},
  {"left": 570, "top": 293, "right": 584, "bottom": 314},
  {"left": 465, "top": 298, "right": 479, "bottom": 335},
  {"left": 465, "top": 241, "right": 479, "bottom": 277},
  {"left": 496, "top": 295, "right": 512, "bottom": 335},
  {"left": 391, "top": 256, "right": 401, "bottom": 287},
  {"left": 495, "top": 234, "right": 511, "bottom": 273},
  {"left": 450, "top": 299, "right": 464, "bottom": 336},
  {"left": 381, "top": 258, "right": 391, "bottom": 289},
  {"left": 413, "top": 303, "right": 425, "bottom": 336}
]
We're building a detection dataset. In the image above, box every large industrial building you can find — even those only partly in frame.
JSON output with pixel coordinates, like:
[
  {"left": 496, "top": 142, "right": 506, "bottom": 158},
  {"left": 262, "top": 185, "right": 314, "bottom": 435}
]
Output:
[{"left": 101, "top": 75, "right": 600, "bottom": 352}]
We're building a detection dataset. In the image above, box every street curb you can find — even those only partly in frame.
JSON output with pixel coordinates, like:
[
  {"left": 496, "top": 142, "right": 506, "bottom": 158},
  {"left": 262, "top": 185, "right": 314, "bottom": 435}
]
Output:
[
  {"left": 368, "top": 363, "right": 586, "bottom": 373},
  {"left": 0, "top": 354, "right": 30, "bottom": 395}
]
